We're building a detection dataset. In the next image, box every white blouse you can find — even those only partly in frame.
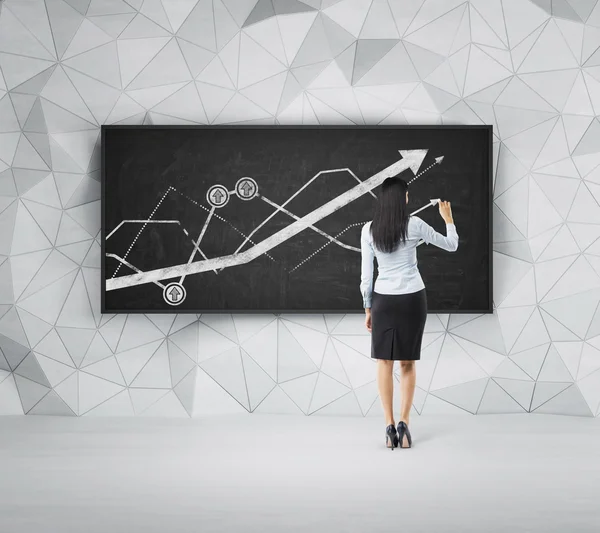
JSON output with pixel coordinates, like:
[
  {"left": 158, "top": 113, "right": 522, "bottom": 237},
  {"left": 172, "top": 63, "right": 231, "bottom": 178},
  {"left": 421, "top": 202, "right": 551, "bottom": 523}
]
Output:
[{"left": 360, "top": 216, "right": 459, "bottom": 308}]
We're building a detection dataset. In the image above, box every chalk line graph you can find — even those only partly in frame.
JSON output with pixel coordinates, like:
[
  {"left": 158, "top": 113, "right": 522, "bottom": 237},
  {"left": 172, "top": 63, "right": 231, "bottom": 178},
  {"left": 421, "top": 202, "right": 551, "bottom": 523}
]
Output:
[{"left": 105, "top": 149, "right": 445, "bottom": 305}]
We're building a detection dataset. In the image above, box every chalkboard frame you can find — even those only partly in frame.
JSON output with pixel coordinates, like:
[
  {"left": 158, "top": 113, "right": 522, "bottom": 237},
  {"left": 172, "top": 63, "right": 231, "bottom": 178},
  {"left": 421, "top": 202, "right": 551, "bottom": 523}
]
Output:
[{"left": 101, "top": 124, "right": 493, "bottom": 315}]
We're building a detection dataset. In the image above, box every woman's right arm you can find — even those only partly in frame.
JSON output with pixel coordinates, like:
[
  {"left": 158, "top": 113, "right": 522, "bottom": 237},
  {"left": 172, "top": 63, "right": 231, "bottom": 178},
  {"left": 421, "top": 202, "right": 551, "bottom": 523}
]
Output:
[{"left": 415, "top": 202, "right": 459, "bottom": 252}]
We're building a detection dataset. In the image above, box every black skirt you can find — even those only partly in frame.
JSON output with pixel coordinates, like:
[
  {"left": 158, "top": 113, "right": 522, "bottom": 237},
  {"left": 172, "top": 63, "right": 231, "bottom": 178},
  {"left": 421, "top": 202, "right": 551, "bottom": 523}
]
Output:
[{"left": 370, "top": 289, "right": 427, "bottom": 361}]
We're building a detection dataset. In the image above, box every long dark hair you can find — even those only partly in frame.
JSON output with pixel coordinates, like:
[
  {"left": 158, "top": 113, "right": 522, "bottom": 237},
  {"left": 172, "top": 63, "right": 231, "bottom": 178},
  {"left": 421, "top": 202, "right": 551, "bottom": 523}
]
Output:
[{"left": 370, "top": 176, "right": 409, "bottom": 253}]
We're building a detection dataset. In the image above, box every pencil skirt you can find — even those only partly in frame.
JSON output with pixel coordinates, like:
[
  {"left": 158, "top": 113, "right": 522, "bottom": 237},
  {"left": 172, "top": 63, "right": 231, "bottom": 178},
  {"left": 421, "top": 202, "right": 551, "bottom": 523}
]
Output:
[{"left": 370, "top": 289, "right": 427, "bottom": 361}]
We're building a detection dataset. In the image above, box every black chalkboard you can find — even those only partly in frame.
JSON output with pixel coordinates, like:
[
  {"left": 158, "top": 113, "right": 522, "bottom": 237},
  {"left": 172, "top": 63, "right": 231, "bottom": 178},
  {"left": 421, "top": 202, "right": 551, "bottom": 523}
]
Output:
[{"left": 101, "top": 125, "right": 492, "bottom": 313}]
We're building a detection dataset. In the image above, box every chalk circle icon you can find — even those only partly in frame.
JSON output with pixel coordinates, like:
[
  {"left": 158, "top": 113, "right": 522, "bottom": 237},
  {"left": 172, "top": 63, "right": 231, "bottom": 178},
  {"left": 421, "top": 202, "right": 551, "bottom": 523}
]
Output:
[
  {"left": 235, "top": 177, "right": 258, "bottom": 200},
  {"left": 163, "top": 282, "right": 187, "bottom": 306},
  {"left": 206, "top": 184, "right": 230, "bottom": 208}
]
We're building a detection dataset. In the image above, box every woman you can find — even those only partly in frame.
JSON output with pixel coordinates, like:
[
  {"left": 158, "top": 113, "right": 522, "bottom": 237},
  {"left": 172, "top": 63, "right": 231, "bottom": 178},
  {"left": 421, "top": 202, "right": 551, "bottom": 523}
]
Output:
[{"left": 360, "top": 176, "right": 458, "bottom": 450}]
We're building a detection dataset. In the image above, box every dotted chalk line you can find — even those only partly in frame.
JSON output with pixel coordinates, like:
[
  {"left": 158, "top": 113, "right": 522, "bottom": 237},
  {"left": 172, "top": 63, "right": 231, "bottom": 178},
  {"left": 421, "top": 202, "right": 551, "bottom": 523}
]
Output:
[
  {"left": 111, "top": 187, "right": 174, "bottom": 279},
  {"left": 289, "top": 221, "right": 368, "bottom": 273},
  {"left": 407, "top": 160, "right": 440, "bottom": 185},
  {"left": 172, "top": 187, "right": 276, "bottom": 262},
  {"left": 289, "top": 157, "right": 442, "bottom": 272}
]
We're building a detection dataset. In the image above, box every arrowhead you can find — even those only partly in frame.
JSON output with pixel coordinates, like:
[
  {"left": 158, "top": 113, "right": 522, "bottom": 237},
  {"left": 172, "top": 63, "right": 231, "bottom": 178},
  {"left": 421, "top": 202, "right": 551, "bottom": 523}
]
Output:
[
  {"left": 435, "top": 156, "right": 444, "bottom": 164},
  {"left": 430, "top": 198, "right": 440, "bottom": 206},
  {"left": 399, "top": 149, "right": 428, "bottom": 175}
]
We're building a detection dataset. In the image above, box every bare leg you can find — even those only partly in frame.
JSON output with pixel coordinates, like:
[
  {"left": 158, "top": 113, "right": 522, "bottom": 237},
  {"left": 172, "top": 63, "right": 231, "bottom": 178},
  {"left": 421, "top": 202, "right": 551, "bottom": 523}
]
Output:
[
  {"left": 377, "top": 359, "right": 395, "bottom": 428},
  {"left": 399, "top": 360, "right": 416, "bottom": 447}
]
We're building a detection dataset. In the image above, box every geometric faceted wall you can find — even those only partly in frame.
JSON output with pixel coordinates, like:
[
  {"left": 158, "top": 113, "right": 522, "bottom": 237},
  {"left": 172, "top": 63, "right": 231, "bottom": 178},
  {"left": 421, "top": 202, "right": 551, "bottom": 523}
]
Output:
[{"left": 1, "top": 0, "right": 600, "bottom": 418}]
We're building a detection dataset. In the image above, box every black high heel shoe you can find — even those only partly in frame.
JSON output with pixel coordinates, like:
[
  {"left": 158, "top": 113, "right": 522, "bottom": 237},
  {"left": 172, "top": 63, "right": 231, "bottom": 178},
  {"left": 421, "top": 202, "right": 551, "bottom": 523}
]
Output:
[
  {"left": 385, "top": 424, "right": 398, "bottom": 450},
  {"left": 397, "top": 421, "right": 412, "bottom": 448}
]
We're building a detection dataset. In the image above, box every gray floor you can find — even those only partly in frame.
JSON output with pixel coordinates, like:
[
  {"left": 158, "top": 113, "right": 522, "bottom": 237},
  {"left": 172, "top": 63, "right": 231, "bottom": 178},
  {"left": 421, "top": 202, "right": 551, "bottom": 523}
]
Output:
[{"left": 1, "top": 413, "right": 599, "bottom": 533}]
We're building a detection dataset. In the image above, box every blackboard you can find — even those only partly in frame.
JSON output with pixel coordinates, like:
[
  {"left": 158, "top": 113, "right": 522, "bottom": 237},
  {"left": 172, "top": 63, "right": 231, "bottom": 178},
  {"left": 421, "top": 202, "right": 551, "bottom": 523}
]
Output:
[{"left": 101, "top": 125, "right": 492, "bottom": 313}]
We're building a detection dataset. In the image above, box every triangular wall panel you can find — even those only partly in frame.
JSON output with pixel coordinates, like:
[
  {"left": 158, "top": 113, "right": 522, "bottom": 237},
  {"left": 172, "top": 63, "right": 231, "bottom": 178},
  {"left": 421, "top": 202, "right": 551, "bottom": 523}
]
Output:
[{"left": 1, "top": 0, "right": 599, "bottom": 418}]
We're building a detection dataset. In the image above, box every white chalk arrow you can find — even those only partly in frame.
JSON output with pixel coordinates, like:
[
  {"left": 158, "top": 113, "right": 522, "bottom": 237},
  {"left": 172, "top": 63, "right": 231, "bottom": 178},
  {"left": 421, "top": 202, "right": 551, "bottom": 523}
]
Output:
[
  {"left": 106, "top": 149, "right": 429, "bottom": 291},
  {"left": 410, "top": 198, "right": 441, "bottom": 216}
]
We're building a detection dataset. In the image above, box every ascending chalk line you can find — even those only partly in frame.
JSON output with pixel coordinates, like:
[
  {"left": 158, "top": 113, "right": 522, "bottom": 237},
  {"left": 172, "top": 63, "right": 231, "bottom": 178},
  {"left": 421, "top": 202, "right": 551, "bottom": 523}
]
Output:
[
  {"left": 233, "top": 167, "right": 377, "bottom": 255},
  {"left": 110, "top": 187, "right": 173, "bottom": 278},
  {"left": 259, "top": 195, "right": 360, "bottom": 253},
  {"left": 289, "top": 221, "right": 368, "bottom": 273},
  {"left": 288, "top": 200, "right": 437, "bottom": 273},
  {"left": 106, "top": 254, "right": 166, "bottom": 289},
  {"left": 180, "top": 206, "right": 215, "bottom": 283},
  {"left": 106, "top": 220, "right": 181, "bottom": 240},
  {"left": 105, "top": 150, "right": 430, "bottom": 291},
  {"left": 172, "top": 188, "right": 277, "bottom": 263}
]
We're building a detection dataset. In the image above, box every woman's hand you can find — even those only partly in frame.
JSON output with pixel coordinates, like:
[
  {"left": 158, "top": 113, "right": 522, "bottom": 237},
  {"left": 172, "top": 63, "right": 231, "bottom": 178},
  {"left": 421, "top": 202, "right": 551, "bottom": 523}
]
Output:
[
  {"left": 365, "top": 309, "right": 372, "bottom": 333},
  {"left": 439, "top": 200, "right": 453, "bottom": 224}
]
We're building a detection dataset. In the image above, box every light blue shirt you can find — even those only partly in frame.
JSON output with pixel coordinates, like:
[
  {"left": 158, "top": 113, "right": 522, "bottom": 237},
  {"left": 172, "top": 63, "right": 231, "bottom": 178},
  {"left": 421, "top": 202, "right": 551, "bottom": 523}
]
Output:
[{"left": 360, "top": 216, "right": 459, "bottom": 308}]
